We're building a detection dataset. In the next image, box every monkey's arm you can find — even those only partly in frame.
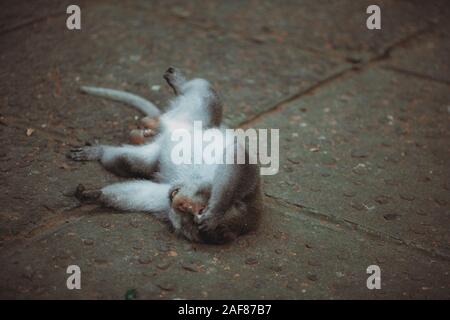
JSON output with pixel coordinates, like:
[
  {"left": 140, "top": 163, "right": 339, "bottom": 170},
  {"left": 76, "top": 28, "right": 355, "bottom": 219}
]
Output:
[
  {"left": 77, "top": 181, "right": 171, "bottom": 215},
  {"left": 69, "top": 140, "right": 161, "bottom": 178},
  {"left": 164, "top": 67, "right": 187, "bottom": 95},
  {"left": 195, "top": 161, "right": 260, "bottom": 231}
]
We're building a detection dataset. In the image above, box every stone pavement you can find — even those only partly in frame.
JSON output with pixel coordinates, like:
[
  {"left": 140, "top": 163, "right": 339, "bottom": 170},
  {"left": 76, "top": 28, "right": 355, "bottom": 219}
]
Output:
[{"left": 0, "top": 0, "right": 449, "bottom": 299}]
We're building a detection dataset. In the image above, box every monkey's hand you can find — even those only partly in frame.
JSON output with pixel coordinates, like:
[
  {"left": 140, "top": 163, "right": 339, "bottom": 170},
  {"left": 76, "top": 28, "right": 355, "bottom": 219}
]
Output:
[
  {"left": 194, "top": 209, "right": 221, "bottom": 232},
  {"left": 67, "top": 146, "right": 103, "bottom": 161},
  {"left": 74, "top": 184, "right": 102, "bottom": 203}
]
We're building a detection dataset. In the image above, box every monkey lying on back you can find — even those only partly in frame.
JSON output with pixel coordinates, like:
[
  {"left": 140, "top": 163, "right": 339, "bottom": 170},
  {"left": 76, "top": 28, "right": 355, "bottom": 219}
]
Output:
[{"left": 69, "top": 67, "right": 263, "bottom": 244}]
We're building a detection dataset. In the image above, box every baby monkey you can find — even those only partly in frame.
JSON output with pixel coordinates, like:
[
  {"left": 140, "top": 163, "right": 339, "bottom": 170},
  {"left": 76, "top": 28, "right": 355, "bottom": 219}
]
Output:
[{"left": 69, "top": 67, "right": 263, "bottom": 244}]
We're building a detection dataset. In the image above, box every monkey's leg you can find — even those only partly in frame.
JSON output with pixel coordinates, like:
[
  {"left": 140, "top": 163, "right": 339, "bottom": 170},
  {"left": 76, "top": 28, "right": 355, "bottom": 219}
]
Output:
[
  {"left": 77, "top": 181, "right": 171, "bottom": 214},
  {"left": 69, "top": 142, "right": 161, "bottom": 178},
  {"left": 102, "top": 180, "right": 171, "bottom": 213},
  {"left": 163, "top": 67, "right": 187, "bottom": 95},
  {"left": 203, "top": 87, "right": 223, "bottom": 127},
  {"left": 195, "top": 144, "right": 260, "bottom": 231}
]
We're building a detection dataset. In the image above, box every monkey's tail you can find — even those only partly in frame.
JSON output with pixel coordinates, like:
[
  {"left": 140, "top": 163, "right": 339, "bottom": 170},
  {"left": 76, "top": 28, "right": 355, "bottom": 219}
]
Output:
[{"left": 80, "top": 86, "right": 161, "bottom": 117}]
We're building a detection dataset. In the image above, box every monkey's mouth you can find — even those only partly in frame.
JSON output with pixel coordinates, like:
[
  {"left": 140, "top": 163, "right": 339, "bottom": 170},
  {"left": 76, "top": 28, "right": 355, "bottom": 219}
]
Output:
[
  {"left": 169, "top": 189, "right": 206, "bottom": 216},
  {"left": 171, "top": 201, "right": 206, "bottom": 216}
]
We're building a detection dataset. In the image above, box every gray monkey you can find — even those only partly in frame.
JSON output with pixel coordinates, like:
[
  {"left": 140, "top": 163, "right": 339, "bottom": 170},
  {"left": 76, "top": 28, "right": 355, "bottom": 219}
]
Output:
[{"left": 69, "top": 67, "right": 263, "bottom": 244}]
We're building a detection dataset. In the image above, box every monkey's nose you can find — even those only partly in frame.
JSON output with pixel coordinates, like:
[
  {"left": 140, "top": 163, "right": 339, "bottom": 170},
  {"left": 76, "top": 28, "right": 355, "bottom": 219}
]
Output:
[{"left": 175, "top": 201, "right": 193, "bottom": 214}]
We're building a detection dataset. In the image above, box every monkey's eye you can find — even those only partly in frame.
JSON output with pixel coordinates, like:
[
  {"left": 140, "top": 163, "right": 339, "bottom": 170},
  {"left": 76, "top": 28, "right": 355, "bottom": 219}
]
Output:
[
  {"left": 198, "top": 206, "right": 206, "bottom": 215},
  {"left": 170, "top": 188, "right": 180, "bottom": 201}
]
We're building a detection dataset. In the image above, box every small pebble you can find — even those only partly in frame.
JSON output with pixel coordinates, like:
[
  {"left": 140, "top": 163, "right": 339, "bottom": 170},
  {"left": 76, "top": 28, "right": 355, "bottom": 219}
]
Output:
[
  {"left": 307, "top": 274, "right": 318, "bottom": 282},
  {"left": 124, "top": 289, "right": 137, "bottom": 300},
  {"left": 138, "top": 256, "right": 153, "bottom": 265},
  {"left": 383, "top": 213, "right": 400, "bottom": 221},
  {"left": 352, "top": 164, "right": 368, "bottom": 175},
  {"left": 351, "top": 202, "right": 365, "bottom": 211},
  {"left": 343, "top": 191, "right": 356, "bottom": 198},
  {"left": 181, "top": 262, "right": 199, "bottom": 272},
  {"left": 269, "top": 264, "right": 283, "bottom": 272},
  {"left": 351, "top": 149, "right": 369, "bottom": 158},
  {"left": 157, "top": 262, "right": 171, "bottom": 270},
  {"left": 245, "top": 257, "right": 258, "bottom": 265},
  {"left": 399, "top": 194, "right": 415, "bottom": 201},
  {"left": 416, "top": 209, "right": 427, "bottom": 216},
  {"left": 82, "top": 238, "right": 94, "bottom": 246},
  {"left": 410, "top": 226, "right": 426, "bottom": 235},
  {"left": 129, "top": 219, "right": 141, "bottom": 228},
  {"left": 22, "top": 266, "right": 34, "bottom": 280},
  {"left": 375, "top": 195, "right": 390, "bottom": 205},
  {"left": 100, "top": 221, "right": 111, "bottom": 229},
  {"left": 156, "top": 243, "right": 170, "bottom": 252},
  {"left": 308, "top": 260, "right": 321, "bottom": 267},
  {"left": 157, "top": 281, "right": 175, "bottom": 291},
  {"left": 434, "top": 198, "right": 447, "bottom": 206}
]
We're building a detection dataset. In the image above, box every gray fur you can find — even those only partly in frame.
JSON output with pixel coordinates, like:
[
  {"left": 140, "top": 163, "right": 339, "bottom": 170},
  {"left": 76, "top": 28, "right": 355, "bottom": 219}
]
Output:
[{"left": 69, "top": 67, "right": 262, "bottom": 244}]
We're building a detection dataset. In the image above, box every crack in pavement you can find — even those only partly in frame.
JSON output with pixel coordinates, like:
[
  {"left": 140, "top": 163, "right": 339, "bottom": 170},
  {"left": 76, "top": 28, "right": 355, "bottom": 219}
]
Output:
[
  {"left": 237, "top": 23, "right": 450, "bottom": 262},
  {"left": 265, "top": 193, "right": 450, "bottom": 262},
  {"left": 239, "top": 67, "right": 352, "bottom": 129},
  {"left": 239, "top": 23, "right": 437, "bottom": 128},
  {"left": 382, "top": 66, "right": 450, "bottom": 86},
  {"left": 0, "top": 0, "right": 93, "bottom": 36},
  {"left": 0, "top": 12, "right": 63, "bottom": 36},
  {"left": 0, "top": 204, "right": 87, "bottom": 256}
]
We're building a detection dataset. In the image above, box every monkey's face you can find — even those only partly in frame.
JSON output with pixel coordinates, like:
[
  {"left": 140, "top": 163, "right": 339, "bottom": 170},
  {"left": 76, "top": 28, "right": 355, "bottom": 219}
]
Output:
[
  {"left": 167, "top": 184, "right": 212, "bottom": 243},
  {"left": 169, "top": 184, "right": 211, "bottom": 218},
  {"left": 168, "top": 184, "right": 232, "bottom": 244}
]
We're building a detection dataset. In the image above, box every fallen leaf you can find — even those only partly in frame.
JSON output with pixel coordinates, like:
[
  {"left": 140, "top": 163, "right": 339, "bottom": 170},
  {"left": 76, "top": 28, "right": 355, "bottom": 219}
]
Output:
[
  {"left": 26, "top": 128, "right": 35, "bottom": 136},
  {"left": 168, "top": 250, "right": 178, "bottom": 257}
]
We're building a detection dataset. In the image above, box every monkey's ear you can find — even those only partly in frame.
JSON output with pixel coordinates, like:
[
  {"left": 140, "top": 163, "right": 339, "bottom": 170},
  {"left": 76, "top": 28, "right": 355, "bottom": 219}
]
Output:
[
  {"left": 169, "top": 186, "right": 180, "bottom": 202},
  {"left": 197, "top": 205, "right": 206, "bottom": 215}
]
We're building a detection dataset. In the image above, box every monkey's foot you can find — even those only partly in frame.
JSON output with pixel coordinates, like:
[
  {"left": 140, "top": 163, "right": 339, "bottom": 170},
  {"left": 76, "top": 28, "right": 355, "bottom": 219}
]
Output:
[
  {"left": 75, "top": 184, "right": 102, "bottom": 203},
  {"left": 67, "top": 146, "right": 103, "bottom": 161},
  {"left": 163, "top": 67, "right": 186, "bottom": 95},
  {"left": 140, "top": 116, "right": 160, "bottom": 131}
]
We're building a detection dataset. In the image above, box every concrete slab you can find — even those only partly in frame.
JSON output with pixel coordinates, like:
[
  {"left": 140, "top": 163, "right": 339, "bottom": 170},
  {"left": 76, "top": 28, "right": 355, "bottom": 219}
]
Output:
[
  {"left": 143, "top": 0, "right": 449, "bottom": 61},
  {"left": 257, "top": 68, "right": 450, "bottom": 259},
  {"left": 1, "top": 199, "right": 448, "bottom": 299},
  {"left": 0, "top": 1, "right": 350, "bottom": 128},
  {"left": 384, "top": 31, "right": 450, "bottom": 84}
]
